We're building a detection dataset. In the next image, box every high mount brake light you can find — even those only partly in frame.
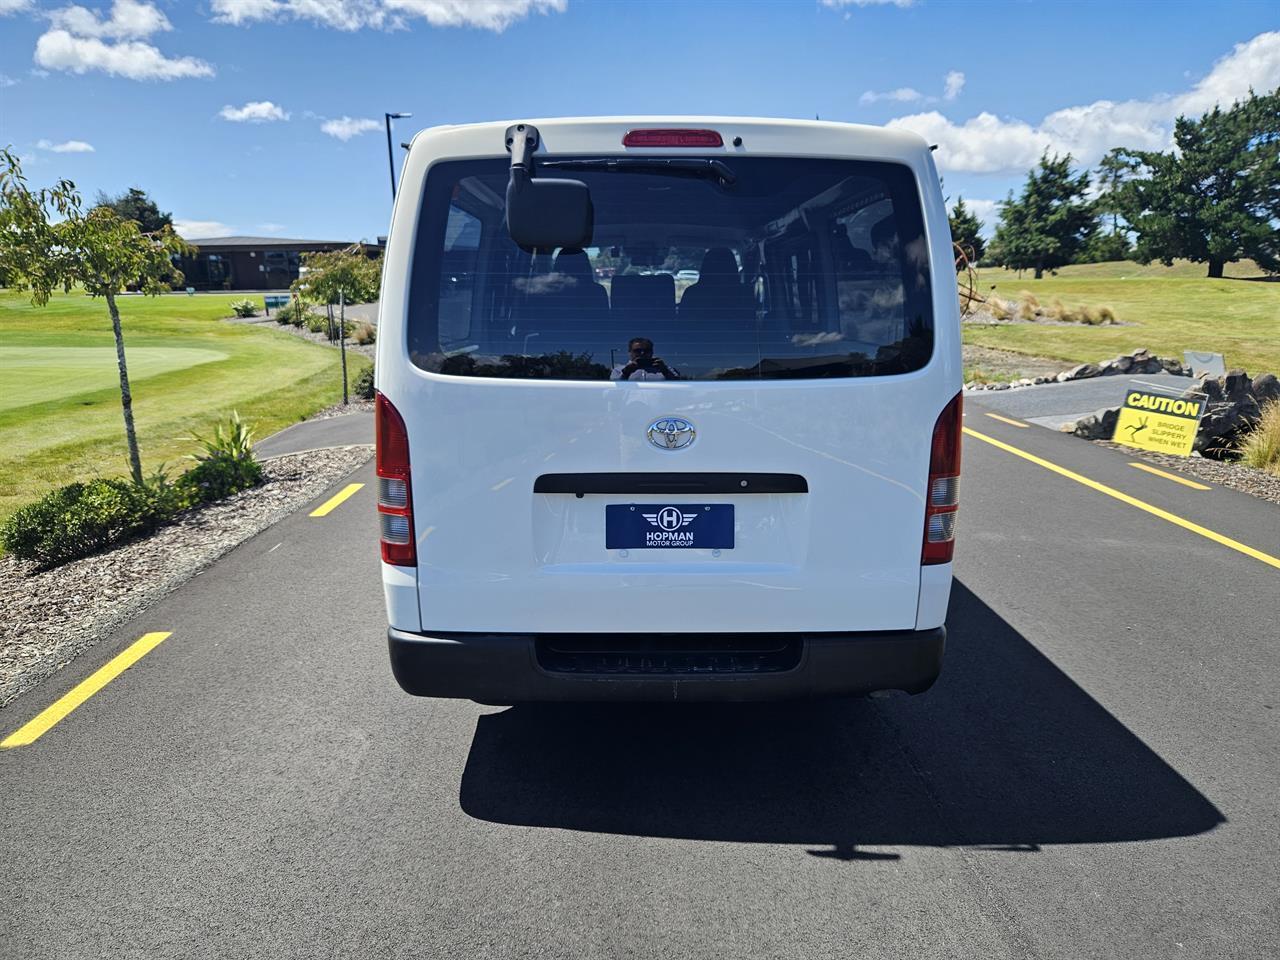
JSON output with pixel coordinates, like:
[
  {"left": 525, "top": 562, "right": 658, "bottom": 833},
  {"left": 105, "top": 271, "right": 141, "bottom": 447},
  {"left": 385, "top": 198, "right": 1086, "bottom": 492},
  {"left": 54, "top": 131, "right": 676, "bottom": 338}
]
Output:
[
  {"left": 922, "top": 392, "right": 962, "bottom": 565},
  {"left": 376, "top": 391, "right": 416, "bottom": 567},
  {"left": 622, "top": 129, "right": 724, "bottom": 148}
]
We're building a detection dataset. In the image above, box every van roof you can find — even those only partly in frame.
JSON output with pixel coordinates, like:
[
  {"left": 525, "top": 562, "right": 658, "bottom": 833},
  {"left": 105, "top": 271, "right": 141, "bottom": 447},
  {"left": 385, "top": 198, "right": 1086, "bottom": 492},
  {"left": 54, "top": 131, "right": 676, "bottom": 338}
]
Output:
[{"left": 406, "top": 116, "right": 932, "bottom": 162}]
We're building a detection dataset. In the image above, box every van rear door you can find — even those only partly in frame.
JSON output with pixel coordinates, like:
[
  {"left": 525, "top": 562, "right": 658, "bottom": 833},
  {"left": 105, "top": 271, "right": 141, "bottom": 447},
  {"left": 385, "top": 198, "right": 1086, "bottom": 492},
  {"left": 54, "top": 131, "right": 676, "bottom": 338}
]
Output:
[{"left": 383, "top": 122, "right": 959, "bottom": 636}]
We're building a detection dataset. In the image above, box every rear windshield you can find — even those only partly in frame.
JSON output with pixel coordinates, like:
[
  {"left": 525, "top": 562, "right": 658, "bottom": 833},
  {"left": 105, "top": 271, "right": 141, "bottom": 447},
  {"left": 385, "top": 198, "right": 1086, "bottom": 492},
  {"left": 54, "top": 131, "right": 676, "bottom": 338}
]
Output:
[{"left": 408, "top": 157, "right": 933, "bottom": 381}]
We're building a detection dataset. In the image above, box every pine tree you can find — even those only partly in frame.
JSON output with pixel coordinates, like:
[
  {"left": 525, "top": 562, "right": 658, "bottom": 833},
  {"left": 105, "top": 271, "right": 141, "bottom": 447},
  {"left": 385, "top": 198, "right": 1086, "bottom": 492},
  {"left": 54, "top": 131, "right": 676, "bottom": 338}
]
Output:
[
  {"left": 94, "top": 187, "right": 173, "bottom": 234},
  {"left": 1109, "top": 89, "right": 1280, "bottom": 277},
  {"left": 948, "top": 197, "right": 986, "bottom": 270},
  {"left": 991, "top": 153, "right": 1096, "bottom": 279}
]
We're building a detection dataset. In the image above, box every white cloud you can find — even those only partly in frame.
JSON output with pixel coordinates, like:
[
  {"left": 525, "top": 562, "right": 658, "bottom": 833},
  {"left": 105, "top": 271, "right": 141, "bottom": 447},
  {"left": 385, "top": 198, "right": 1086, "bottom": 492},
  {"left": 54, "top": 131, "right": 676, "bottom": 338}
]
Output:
[
  {"left": 174, "top": 219, "right": 236, "bottom": 239},
  {"left": 958, "top": 197, "right": 1000, "bottom": 227},
  {"left": 943, "top": 70, "right": 964, "bottom": 101},
  {"left": 37, "top": 138, "right": 96, "bottom": 152},
  {"left": 321, "top": 116, "right": 380, "bottom": 140},
  {"left": 210, "top": 0, "right": 567, "bottom": 32},
  {"left": 859, "top": 86, "right": 923, "bottom": 105},
  {"left": 220, "top": 100, "right": 289, "bottom": 122},
  {"left": 35, "top": 30, "right": 215, "bottom": 80},
  {"left": 256, "top": 222, "right": 286, "bottom": 233},
  {"left": 48, "top": 0, "right": 170, "bottom": 38},
  {"left": 0, "top": 0, "right": 34, "bottom": 14},
  {"left": 889, "top": 30, "right": 1280, "bottom": 173},
  {"left": 0, "top": 73, "right": 18, "bottom": 87}
]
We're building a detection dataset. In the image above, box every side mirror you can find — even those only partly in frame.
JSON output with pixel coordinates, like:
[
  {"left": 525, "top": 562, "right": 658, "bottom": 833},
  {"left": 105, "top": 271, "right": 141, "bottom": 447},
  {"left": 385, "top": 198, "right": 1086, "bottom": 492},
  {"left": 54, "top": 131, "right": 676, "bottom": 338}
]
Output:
[
  {"left": 505, "top": 123, "right": 593, "bottom": 251},
  {"left": 506, "top": 176, "right": 594, "bottom": 251}
]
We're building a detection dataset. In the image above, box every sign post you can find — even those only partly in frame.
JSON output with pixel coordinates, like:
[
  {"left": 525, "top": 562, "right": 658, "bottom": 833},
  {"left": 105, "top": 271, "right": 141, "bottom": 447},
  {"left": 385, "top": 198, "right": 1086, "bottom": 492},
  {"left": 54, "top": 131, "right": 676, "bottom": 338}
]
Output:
[{"left": 1113, "top": 386, "right": 1206, "bottom": 456}]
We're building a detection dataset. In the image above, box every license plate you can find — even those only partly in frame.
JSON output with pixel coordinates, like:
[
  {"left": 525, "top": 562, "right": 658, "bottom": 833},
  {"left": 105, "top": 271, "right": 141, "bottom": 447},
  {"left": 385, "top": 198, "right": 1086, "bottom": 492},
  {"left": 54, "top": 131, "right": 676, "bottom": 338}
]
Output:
[{"left": 605, "top": 504, "right": 734, "bottom": 550}]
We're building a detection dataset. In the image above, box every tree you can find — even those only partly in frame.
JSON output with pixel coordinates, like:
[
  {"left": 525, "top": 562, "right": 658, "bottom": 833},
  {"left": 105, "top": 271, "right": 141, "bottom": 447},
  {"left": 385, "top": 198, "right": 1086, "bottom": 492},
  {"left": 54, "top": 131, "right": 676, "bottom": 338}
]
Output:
[
  {"left": 95, "top": 186, "right": 173, "bottom": 234},
  {"left": 991, "top": 153, "right": 1096, "bottom": 278},
  {"left": 1108, "top": 89, "right": 1280, "bottom": 278},
  {"left": 948, "top": 197, "right": 986, "bottom": 269},
  {"left": 0, "top": 149, "right": 190, "bottom": 484},
  {"left": 292, "top": 245, "right": 381, "bottom": 305},
  {"left": 1080, "top": 151, "right": 1135, "bottom": 263}
]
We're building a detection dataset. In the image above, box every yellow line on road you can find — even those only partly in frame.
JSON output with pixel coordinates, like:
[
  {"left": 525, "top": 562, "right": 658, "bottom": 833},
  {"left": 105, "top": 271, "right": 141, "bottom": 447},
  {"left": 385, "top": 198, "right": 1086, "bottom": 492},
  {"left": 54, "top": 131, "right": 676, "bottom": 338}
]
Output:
[
  {"left": 1, "top": 632, "right": 173, "bottom": 748},
  {"left": 1128, "top": 462, "right": 1212, "bottom": 491},
  {"left": 984, "top": 412, "right": 1030, "bottom": 428},
  {"left": 309, "top": 482, "right": 364, "bottom": 517},
  {"left": 963, "top": 427, "right": 1280, "bottom": 572}
]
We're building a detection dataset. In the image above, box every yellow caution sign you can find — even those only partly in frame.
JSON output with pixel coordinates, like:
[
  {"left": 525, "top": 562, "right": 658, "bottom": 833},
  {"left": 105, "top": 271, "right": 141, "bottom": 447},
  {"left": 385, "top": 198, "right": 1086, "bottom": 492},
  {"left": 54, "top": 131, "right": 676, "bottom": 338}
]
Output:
[{"left": 1113, "top": 388, "right": 1204, "bottom": 456}]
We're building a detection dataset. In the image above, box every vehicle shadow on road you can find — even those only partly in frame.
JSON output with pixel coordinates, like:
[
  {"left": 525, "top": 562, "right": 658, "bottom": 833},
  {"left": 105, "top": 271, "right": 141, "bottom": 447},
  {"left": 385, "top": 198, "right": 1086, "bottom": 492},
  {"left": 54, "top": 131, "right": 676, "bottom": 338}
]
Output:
[{"left": 458, "top": 581, "right": 1224, "bottom": 851}]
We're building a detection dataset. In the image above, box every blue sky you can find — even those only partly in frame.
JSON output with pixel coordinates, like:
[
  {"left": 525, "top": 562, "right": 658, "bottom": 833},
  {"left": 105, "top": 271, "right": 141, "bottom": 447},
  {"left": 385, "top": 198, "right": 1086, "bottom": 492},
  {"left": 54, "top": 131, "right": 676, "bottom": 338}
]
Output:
[{"left": 2, "top": 0, "right": 1277, "bottom": 242}]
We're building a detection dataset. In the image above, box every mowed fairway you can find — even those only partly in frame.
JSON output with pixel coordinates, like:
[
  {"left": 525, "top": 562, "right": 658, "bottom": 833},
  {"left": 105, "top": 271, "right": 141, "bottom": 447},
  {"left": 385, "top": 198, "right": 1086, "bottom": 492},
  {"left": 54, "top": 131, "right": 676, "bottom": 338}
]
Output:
[
  {"left": 0, "top": 290, "right": 369, "bottom": 527},
  {"left": 963, "top": 260, "right": 1280, "bottom": 375}
]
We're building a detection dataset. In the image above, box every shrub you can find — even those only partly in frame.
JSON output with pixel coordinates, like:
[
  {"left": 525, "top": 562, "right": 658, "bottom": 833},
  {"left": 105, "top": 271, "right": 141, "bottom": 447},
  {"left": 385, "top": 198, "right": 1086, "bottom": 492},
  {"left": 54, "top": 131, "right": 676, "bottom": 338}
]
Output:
[
  {"left": 1238, "top": 400, "right": 1280, "bottom": 476},
  {"left": 1096, "top": 304, "right": 1117, "bottom": 324},
  {"left": 353, "top": 321, "right": 376, "bottom": 345},
  {"left": 0, "top": 478, "right": 170, "bottom": 566},
  {"left": 354, "top": 364, "right": 375, "bottom": 400},
  {"left": 179, "top": 412, "right": 262, "bottom": 504},
  {"left": 272, "top": 300, "right": 310, "bottom": 326},
  {"left": 305, "top": 312, "right": 331, "bottom": 334},
  {"left": 230, "top": 298, "right": 259, "bottom": 318},
  {"left": 1016, "top": 297, "right": 1038, "bottom": 321},
  {"left": 986, "top": 296, "right": 1012, "bottom": 320}
]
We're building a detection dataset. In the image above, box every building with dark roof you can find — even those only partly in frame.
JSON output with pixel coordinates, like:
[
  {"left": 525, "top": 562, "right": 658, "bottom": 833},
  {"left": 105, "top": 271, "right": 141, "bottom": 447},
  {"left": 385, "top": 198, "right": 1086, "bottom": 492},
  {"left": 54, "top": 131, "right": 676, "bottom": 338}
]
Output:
[{"left": 177, "top": 235, "right": 382, "bottom": 291}]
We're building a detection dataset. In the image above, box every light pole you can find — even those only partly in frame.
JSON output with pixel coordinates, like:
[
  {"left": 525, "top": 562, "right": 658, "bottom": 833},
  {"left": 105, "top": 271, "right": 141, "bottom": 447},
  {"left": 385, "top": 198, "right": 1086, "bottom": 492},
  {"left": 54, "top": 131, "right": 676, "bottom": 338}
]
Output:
[{"left": 385, "top": 112, "right": 412, "bottom": 199}]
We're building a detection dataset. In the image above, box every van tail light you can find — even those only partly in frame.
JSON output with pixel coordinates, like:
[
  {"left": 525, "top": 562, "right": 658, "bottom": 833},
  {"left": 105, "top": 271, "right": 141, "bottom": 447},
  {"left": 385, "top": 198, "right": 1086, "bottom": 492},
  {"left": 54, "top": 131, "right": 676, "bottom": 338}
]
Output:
[
  {"left": 922, "top": 392, "right": 962, "bottom": 565},
  {"left": 623, "top": 128, "right": 724, "bottom": 148},
  {"left": 376, "top": 391, "right": 416, "bottom": 566}
]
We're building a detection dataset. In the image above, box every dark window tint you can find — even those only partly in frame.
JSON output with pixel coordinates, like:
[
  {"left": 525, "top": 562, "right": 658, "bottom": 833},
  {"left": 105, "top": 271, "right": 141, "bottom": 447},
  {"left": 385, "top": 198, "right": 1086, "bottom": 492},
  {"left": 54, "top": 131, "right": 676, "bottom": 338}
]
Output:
[{"left": 408, "top": 157, "right": 932, "bottom": 380}]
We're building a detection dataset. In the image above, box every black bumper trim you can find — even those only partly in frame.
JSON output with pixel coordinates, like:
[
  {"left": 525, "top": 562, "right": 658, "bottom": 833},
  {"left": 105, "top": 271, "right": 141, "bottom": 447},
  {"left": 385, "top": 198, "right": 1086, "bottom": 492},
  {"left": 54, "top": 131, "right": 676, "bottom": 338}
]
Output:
[
  {"left": 533, "top": 472, "right": 808, "bottom": 495},
  {"left": 387, "top": 627, "right": 944, "bottom": 702}
]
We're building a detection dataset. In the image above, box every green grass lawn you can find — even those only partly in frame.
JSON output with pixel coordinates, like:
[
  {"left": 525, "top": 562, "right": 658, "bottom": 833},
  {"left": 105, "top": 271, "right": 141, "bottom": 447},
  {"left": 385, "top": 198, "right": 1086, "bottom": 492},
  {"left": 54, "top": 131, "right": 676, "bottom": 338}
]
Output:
[
  {"left": 964, "top": 260, "right": 1280, "bottom": 375},
  {"left": 0, "top": 290, "right": 370, "bottom": 528}
]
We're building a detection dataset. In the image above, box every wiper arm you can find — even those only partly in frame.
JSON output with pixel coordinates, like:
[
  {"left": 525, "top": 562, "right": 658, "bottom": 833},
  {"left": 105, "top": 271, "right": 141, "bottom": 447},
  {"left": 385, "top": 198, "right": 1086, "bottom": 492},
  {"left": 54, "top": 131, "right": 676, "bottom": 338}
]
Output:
[{"left": 540, "top": 158, "right": 737, "bottom": 186}]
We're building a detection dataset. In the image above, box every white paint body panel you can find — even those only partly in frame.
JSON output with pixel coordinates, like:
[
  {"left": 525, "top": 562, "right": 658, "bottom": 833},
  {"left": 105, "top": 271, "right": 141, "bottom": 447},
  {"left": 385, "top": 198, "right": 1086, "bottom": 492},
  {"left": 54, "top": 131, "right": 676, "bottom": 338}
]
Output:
[{"left": 377, "top": 117, "right": 960, "bottom": 634}]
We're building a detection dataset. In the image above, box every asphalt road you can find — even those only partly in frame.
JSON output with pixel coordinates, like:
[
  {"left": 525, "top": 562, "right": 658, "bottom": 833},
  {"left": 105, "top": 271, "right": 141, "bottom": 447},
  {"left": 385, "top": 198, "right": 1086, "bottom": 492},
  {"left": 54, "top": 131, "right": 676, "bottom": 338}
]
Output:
[
  {"left": 972, "top": 372, "right": 1193, "bottom": 429},
  {"left": 2, "top": 402, "right": 1279, "bottom": 959}
]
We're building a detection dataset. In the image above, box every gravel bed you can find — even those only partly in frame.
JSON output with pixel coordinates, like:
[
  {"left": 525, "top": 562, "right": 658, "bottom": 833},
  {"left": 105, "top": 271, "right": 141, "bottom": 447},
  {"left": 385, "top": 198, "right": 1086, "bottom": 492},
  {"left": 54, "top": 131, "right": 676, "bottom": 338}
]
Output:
[
  {"left": 0, "top": 445, "right": 372, "bottom": 710},
  {"left": 962, "top": 344, "right": 1065, "bottom": 382},
  {"left": 1095, "top": 441, "right": 1280, "bottom": 506},
  {"left": 302, "top": 398, "right": 375, "bottom": 423}
]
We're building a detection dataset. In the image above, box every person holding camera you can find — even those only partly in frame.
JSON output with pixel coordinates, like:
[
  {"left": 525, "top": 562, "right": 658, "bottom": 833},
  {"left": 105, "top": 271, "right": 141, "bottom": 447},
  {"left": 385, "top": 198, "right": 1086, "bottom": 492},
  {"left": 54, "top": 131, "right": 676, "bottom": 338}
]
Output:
[{"left": 612, "top": 336, "right": 680, "bottom": 381}]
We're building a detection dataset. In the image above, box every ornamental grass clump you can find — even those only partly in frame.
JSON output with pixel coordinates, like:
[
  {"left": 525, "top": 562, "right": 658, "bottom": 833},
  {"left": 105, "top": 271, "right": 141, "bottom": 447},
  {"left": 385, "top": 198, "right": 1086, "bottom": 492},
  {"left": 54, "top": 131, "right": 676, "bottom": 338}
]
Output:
[
  {"left": 1238, "top": 400, "right": 1280, "bottom": 476},
  {"left": 230, "top": 298, "right": 259, "bottom": 318}
]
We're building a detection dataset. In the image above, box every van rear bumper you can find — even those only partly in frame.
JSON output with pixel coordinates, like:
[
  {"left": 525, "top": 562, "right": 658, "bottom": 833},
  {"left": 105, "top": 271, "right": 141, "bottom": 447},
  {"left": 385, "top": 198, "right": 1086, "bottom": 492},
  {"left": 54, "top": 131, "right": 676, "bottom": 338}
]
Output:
[{"left": 387, "top": 627, "right": 944, "bottom": 702}]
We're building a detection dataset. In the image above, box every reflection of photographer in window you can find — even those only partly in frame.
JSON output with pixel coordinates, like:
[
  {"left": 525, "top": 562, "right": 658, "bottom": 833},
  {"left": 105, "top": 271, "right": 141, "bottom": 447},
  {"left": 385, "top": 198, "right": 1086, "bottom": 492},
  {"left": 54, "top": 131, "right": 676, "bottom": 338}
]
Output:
[{"left": 612, "top": 337, "right": 680, "bottom": 381}]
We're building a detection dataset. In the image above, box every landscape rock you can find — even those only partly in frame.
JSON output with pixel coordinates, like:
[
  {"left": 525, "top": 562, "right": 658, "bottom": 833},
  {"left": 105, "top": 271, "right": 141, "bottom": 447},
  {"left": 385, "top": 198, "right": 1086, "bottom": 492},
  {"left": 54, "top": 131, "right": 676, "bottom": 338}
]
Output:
[
  {"left": 1064, "top": 407, "right": 1120, "bottom": 440},
  {"left": 1160, "top": 358, "right": 1185, "bottom": 376},
  {"left": 1063, "top": 362, "right": 1102, "bottom": 381},
  {"left": 1183, "top": 368, "right": 1272, "bottom": 457}
]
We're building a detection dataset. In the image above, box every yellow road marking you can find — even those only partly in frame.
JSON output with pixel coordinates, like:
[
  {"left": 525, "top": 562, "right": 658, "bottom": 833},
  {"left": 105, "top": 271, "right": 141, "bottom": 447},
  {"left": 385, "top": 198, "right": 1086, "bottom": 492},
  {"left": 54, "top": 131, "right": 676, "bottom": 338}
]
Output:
[
  {"left": 1, "top": 632, "right": 173, "bottom": 748},
  {"left": 963, "top": 427, "right": 1280, "bottom": 572},
  {"left": 309, "top": 482, "right": 364, "bottom": 517},
  {"left": 1128, "top": 462, "right": 1212, "bottom": 491},
  {"left": 984, "top": 412, "right": 1030, "bottom": 429}
]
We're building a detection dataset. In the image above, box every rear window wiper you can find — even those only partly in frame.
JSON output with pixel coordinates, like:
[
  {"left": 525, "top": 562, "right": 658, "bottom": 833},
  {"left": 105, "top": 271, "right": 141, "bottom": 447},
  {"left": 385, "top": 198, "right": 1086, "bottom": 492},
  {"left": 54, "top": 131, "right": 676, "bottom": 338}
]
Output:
[{"left": 540, "top": 158, "right": 737, "bottom": 186}]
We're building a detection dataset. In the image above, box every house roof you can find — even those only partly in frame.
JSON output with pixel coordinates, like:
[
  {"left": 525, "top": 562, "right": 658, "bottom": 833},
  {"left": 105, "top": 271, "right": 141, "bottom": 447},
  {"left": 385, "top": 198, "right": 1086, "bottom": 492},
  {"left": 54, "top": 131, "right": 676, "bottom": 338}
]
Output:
[{"left": 181, "top": 235, "right": 373, "bottom": 248}]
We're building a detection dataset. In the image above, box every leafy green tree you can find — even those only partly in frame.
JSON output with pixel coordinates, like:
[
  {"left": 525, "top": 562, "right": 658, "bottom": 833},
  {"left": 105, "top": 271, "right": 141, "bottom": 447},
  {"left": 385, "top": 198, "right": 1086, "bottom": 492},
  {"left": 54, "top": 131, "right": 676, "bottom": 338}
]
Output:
[
  {"left": 0, "top": 149, "right": 190, "bottom": 484},
  {"left": 293, "top": 245, "right": 381, "bottom": 305},
  {"left": 948, "top": 197, "right": 986, "bottom": 269},
  {"left": 1108, "top": 89, "right": 1280, "bottom": 277},
  {"left": 991, "top": 153, "right": 1096, "bottom": 278},
  {"left": 95, "top": 186, "right": 173, "bottom": 234}
]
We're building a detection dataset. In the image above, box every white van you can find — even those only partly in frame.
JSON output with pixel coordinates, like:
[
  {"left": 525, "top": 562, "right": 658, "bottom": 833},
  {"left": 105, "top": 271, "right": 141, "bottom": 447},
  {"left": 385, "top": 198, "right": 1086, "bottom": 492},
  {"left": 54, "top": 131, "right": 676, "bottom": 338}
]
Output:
[{"left": 375, "top": 117, "right": 961, "bottom": 701}]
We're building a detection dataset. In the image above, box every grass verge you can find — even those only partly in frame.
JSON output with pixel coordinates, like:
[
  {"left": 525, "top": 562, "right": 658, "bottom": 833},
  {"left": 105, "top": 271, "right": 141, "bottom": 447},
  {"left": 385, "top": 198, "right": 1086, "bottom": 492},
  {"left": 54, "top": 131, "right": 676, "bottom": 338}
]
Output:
[
  {"left": 0, "top": 290, "right": 370, "bottom": 529},
  {"left": 963, "top": 260, "right": 1280, "bottom": 375}
]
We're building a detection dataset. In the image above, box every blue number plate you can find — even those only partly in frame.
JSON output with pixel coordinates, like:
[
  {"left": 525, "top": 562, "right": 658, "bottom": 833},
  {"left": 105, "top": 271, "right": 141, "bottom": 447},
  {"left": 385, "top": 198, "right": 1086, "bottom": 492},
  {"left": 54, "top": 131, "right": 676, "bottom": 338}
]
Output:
[{"left": 605, "top": 504, "right": 735, "bottom": 550}]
